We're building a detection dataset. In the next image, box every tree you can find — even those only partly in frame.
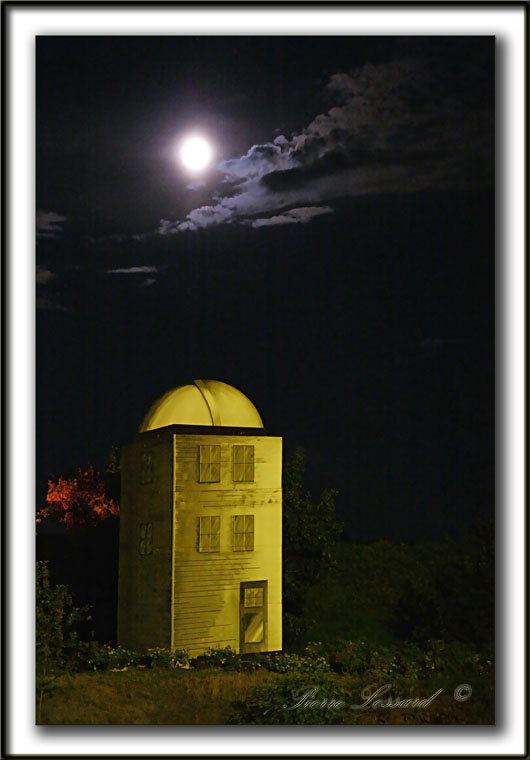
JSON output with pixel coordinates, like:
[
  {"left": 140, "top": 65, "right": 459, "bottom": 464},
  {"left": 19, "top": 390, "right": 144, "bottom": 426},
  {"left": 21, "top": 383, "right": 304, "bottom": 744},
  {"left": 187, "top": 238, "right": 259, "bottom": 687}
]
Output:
[
  {"left": 282, "top": 448, "right": 342, "bottom": 645},
  {"left": 36, "top": 462, "right": 121, "bottom": 644},
  {"left": 37, "top": 466, "right": 119, "bottom": 531},
  {"left": 36, "top": 561, "right": 91, "bottom": 722}
]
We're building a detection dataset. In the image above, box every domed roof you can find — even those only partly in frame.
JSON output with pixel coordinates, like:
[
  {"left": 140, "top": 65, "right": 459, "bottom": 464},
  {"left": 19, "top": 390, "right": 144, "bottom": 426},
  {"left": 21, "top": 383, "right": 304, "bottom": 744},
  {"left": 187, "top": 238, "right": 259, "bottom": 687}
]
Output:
[{"left": 139, "top": 379, "right": 264, "bottom": 432}]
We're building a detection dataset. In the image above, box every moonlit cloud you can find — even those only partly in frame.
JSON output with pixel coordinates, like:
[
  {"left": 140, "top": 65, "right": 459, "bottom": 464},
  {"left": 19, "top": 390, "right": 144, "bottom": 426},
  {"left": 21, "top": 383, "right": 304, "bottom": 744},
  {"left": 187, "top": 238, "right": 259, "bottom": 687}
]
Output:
[
  {"left": 36, "top": 210, "right": 67, "bottom": 238},
  {"left": 105, "top": 266, "right": 158, "bottom": 275},
  {"left": 36, "top": 296, "right": 69, "bottom": 312},
  {"left": 158, "top": 57, "right": 492, "bottom": 235},
  {"left": 247, "top": 206, "right": 333, "bottom": 228},
  {"left": 36, "top": 265, "right": 57, "bottom": 285}
]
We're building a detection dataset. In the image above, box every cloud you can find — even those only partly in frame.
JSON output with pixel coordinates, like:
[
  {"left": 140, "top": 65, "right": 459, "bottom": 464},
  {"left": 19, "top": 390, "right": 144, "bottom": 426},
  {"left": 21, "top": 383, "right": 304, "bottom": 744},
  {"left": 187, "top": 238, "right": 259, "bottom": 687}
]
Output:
[
  {"left": 158, "top": 56, "right": 492, "bottom": 235},
  {"left": 248, "top": 206, "right": 333, "bottom": 229},
  {"left": 36, "top": 265, "right": 57, "bottom": 285},
  {"left": 139, "top": 277, "right": 156, "bottom": 288},
  {"left": 36, "top": 210, "right": 67, "bottom": 238},
  {"left": 89, "top": 233, "right": 127, "bottom": 245},
  {"left": 105, "top": 266, "right": 158, "bottom": 275},
  {"left": 36, "top": 296, "right": 69, "bottom": 312}
]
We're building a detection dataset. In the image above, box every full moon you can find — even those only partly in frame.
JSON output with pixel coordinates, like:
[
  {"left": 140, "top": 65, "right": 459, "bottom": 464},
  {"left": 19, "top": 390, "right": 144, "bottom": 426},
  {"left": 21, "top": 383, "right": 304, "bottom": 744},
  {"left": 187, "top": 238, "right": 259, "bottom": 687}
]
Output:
[{"left": 179, "top": 135, "right": 212, "bottom": 172}]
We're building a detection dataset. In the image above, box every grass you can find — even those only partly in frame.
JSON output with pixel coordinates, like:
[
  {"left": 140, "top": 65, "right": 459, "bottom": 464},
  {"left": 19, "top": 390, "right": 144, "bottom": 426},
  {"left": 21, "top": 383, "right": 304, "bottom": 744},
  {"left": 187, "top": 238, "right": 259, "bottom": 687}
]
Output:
[
  {"left": 38, "top": 668, "right": 281, "bottom": 725},
  {"left": 38, "top": 667, "right": 494, "bottom": 725}
]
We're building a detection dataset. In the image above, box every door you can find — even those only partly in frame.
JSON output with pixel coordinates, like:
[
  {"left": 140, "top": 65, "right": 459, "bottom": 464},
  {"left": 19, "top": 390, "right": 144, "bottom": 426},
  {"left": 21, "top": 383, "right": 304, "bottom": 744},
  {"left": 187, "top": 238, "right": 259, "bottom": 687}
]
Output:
[{"left": 239, "top": 581, "right": 267, "bottom": 653}]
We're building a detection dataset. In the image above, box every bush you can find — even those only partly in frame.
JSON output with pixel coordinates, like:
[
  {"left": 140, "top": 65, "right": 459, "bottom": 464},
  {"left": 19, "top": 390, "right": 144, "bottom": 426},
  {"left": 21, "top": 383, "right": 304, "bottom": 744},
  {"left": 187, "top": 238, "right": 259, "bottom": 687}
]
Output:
[
  {"left": 85, "top": 642, "right": 145, "bottom": 671},
  {"left": 191, "top": 646, "right": 251, "bottom": 671},
  {"left": 183, "top": 644, "right": 331, "bottom": 675},
  {"left": 147, "top": 647, "right": 190, "bottom": 669},
  {"left": 322, "top": 638, "right": 491, "bottom": 681},
  {"left": 420, "top": 639, "right": 493, "bottom": 677},
  {"left": 325, "top": 639, "right": 371, "bottom": 676},
  {"left": 36, "top": 561, "right": 92, "bottom": 721},
  {"left": 229, "top": 673, "right": 347, "bottom": 725},
  {"left": 84, "top": 643, "right": 191, "bottom": 671},
  {"left": 256, "top": 648, "right": 330, "bottom": 675}
]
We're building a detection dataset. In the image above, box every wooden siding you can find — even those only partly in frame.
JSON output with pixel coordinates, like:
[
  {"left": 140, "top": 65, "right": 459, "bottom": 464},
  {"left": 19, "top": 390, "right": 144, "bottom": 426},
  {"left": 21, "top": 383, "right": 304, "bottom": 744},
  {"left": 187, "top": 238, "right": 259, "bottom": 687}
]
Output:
[
  {"left": 118, "top": 427, "right": 282, "bottom": 656},
  {"left": 117, "top": 430, "right": 174, "bottom": 651},
  {"left": 171, "top": 433, "right": 282, "bottom": 655}
]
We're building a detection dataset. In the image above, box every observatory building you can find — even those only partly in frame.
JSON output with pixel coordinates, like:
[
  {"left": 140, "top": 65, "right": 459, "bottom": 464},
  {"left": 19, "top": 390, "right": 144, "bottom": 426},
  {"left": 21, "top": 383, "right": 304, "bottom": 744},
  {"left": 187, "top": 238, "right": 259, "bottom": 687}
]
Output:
[{"left": 117, "top": 380, "right": 282, "bottom": 655}]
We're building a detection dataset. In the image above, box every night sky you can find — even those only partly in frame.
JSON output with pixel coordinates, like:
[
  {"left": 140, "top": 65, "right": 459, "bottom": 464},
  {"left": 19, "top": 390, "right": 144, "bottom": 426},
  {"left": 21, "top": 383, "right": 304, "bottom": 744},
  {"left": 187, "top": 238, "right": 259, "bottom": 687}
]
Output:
[{"left": 36, "top": 36, "right": 494, "bottom": 542}]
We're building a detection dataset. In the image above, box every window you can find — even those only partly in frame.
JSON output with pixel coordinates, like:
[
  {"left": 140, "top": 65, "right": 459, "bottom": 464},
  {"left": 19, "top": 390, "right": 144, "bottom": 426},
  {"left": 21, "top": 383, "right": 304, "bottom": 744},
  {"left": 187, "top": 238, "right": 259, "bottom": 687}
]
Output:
[
  {"left": 244, "top": 586, "right": 264, "bottom": 607},
  {"left": 139, "top": 522, "right": 153, "bottom": 555},
  {"left": 233, "top": 445, "right": 254, "bottom": 482},
  {"left": 199, "top": 445, "right": 221, "bottom": 483},
  {"left": 140, "top": 451, "right": 154, "bottom": 484},
  {"left": 198, "top": 516, "right": 220, "bottom": 552},
  {"left": 233, "top": 515, "right": 255, "bottom": 552}
]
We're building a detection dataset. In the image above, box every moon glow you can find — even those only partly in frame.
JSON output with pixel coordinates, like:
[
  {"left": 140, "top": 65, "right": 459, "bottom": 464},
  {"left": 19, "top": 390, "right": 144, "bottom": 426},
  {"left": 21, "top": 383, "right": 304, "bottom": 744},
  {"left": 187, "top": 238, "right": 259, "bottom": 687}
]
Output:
[{"left": 179, "top": 135, "right": 212, "bottom": 172}]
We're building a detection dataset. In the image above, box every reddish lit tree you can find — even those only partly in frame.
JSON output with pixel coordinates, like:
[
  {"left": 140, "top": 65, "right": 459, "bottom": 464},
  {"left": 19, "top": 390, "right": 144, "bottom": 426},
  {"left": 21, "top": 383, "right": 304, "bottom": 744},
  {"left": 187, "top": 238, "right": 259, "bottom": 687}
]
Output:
[{"left": 37, "top": 466, "right": 119, "bottom": 531}]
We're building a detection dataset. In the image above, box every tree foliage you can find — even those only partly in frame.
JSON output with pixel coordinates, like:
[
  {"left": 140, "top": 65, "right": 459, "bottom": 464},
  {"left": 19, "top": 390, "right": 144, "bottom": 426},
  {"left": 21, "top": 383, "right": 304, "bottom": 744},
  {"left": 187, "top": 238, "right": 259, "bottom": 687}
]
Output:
[
  {"left": 36, "top": 561, "right": 91, "bottom": 721},
  {"left": 282, "top": 448, "right": 342, "bottom": 625},
  {"left": 303, "top": 520, "right": 494, "bottom": 651},
  {"left": 37, "top": 466, "right": 119, "bottom": 531},
  {"left": 391, "top": 516, "right": 494, "bottom": 647}
]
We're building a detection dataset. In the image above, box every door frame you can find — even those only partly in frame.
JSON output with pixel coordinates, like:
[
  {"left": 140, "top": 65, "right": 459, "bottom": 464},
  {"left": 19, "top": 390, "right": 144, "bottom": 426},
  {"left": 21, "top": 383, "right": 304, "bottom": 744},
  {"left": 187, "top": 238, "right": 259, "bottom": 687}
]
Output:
[{"left": 239, "top": 580, "right": 268, "bottom": 653}]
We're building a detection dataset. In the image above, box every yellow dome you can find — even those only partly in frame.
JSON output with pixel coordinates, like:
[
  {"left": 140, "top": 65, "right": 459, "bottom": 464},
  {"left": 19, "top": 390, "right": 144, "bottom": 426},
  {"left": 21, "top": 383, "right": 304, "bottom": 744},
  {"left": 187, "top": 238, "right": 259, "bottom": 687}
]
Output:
[{"left": 139, "top": 379, "right": 264, "bottom": 432}]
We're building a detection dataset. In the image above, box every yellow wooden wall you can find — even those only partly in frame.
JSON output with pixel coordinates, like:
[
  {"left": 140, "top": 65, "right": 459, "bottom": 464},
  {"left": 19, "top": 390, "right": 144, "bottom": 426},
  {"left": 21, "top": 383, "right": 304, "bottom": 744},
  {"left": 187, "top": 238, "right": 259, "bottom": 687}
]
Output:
[
  {"left": 171, "top": 433, "right": 282, "bottom": 655},
  {"left": 118, "top": 427, "right": 282, "bottom": 656}
]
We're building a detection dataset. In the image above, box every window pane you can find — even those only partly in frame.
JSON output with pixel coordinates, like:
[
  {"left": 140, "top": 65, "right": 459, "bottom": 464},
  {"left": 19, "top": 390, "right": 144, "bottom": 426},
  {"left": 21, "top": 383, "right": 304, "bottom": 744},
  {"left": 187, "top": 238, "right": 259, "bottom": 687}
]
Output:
[
  {"left": 200, "top": 444, "right": 220, "bottom": 464},
  {"left": 233, "top": 515, "right": 254, "bottom": 551},
  {"left": 244, "top": 587, "right": 264, "bottom": 607},
  {"left": 140, "top": 452, "right": 154, "bottom": 484},
  {"left": 139, "top": 522, "right": 153, "bottom": 555},
  {"left": 199, "top": 445, "right": 221, "bottom": 482},
  {"left": 233, "top": 445, "right": 254, "bottom": 481},
  {"left": 244, "top": 515, "right": 254, "bottom": 532},
  {"left": 199, "top": 516, "right": 221, "bottom": 552},
  {"left": 233, "top": 446, "right": 255, "bottom": 481},
  {"left": 244, "top": 612, "right": 264, "bottom": 643}
]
